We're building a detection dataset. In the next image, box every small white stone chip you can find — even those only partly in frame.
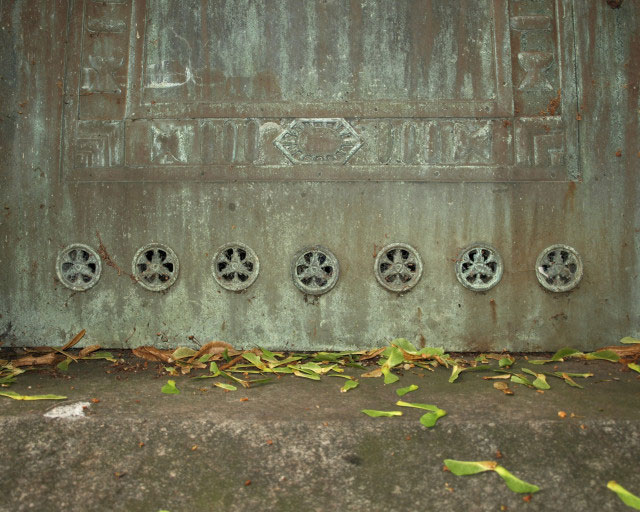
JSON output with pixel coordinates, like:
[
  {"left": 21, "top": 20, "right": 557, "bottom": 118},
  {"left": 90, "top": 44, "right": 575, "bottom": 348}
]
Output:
[{"left": 44, "top": 401, "right": 91, "bottom": 420}]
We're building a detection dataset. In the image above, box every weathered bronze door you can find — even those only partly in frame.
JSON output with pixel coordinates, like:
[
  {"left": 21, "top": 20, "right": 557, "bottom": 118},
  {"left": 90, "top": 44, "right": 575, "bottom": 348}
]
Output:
[{"left": 1, "top": 0, "right": 638, "bottom": 350}]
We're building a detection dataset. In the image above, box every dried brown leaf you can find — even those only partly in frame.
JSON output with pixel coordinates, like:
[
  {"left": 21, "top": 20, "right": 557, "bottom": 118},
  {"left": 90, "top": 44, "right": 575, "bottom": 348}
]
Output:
[
  {"left": 187, "top": 341, "right": 235, "bottom": 363},
  {"left": 596, "top": 344, "right": 640, "bottom": 359},
  {"left": 359, "top": 347, "right": 386, "bottom": 361},
  {"left": 483, "top": 374, "right": 511, "bottom": 380},
  {"left": 13, "top": 353, "right": 64, "bottom": 367},
  {"left": 62, "top": 329, "right": 86, "bottom": 351},
  {"left": 493, "top": 381, "right": 514, "bottom": 395},
  {"left": 78, "top": 345, "right": 101, "bottom": 357},
  {"left": 361, "top": 367, "right": 383, "bottom": 378},
  {"left": 132, "top": 346, "right": 173, "bottom": 363}
]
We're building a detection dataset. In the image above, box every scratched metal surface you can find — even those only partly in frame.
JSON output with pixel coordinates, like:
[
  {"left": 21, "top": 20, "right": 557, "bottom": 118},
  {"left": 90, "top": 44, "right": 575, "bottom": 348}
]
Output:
[{"left": 0, "top": 0, "right": 637, "bottom": 350}]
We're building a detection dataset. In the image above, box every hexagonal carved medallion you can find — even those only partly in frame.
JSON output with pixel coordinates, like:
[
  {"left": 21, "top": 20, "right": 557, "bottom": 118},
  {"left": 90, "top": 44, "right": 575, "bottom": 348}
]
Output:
[{"left": 274, "top": 118, "right": 363, "bottom": 164}]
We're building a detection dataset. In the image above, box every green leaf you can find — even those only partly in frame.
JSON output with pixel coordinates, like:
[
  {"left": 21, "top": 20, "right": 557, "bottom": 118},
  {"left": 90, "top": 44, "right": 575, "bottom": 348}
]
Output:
[
  {"left": 499, "top": 357, "right": 515, "bottom": 368},
  {"left": 444, "top": 459, "right": 497, "bottom": 475},
  {"left": 510, "top": 374, "right": 533, "bottom": 387},
  {"left": 396, "top": 384, "right": 418, "bottom": 397},
  {"left": 293, "top": 370, "right": 321, "bottom": 380},
  {"left": 171, "top": 347, "right": 197, "bottom": 360},
  {"left": 258, "top": 347, "right": 280, "bottom": 363},
  {"left": 419, "top": 411, "right": 447, "bottom": 428},
  {"left": 620, "top": 337, "right": 640, "bottom": 344},
  {"left": 0, "top": 391, "right": 67, "bottom": 401},
  {"left": 551, "top": 347, "right": 583, "bottom": 361},
  {"left": 449, "top": 364, "right": 491, "bottom": 383},
  {"left": 341, "top": 380, "right": 359, "bottom": 393},
  {"left": 397, "top": 401, "right": 447, "bottom": 427},
  {"left": 522, "top": 368, "right": 550, "bottom": 390},
  {"left": 391, "top": 338, "right": 418, "bottom": 354},
  {"left": 607, "top": 481, "right": 640, "bottom": 510},
  {"left": 209, "top": 362, "right": 220, "bottom": 376},
  {"left": 161, "top": 380, "right": 180, "bottom": 394},
  {"left": 361, "top": 409, "right": 402, "bottom": 418},
  {"left": 213, "top": 382, "right": 237, "bottom": 391},
  {"left": 381, "top": 346, "right": 405, "bottom": 369},
  {"left": 449, "top": 365, "right": 464, "bottom": 383},
  {"left": 382, "top": 367, "right": 399, "bottom": 384},
  {"left": 585, "top": 350, "right": 620, "bottom": 362},
  {"left": 243, "top": 352, "right": 266, "bottom": 370},
  {"left": 494, "top": 466, "right": 540, "bottom": 494},
  {"left": 629, "top": 363, "right": 640, "bottom": 374},
  {"left": 528, "top": 359, "right": 552, "bottom": 365},
  {"left": 57, "top": 358, "right": 72, "bottom": 372},
  {"left": 222, "top": 349, "right": 230, "bottom": 362},
  {"left": 84, "top": 351, "right": 116, "bottom": 362},
  {"left": 197, "top": 354, "right": 213, "bottom": 363}
]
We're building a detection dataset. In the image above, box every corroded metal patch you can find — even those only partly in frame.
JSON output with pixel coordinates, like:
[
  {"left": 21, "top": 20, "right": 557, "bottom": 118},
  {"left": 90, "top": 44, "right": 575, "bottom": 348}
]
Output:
[
  {"left": 56, "top": 244, "right": 102, "bottom": 291},
  {"left": 291, "top": 246, "right": 339, "bottom": 296},
  {"left": 535, "top": 244, "right": 583, "bottom": 292},
  {"left": 132, "top": 243, "right": 179, "bottom": 292},
  {"left": 374, "top": 243, "right": 423, "bottom": 293},
  {"left": 455, "top": 243, "right": 504, "bottom": 292},
  {"left": 212, "top": 243, "right": 260, "bottom": 292}
]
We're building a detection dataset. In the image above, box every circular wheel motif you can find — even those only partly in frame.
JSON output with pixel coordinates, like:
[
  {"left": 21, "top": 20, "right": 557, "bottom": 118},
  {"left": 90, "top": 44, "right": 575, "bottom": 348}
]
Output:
[
  {"left": 291, "top": 246, "right": 339, "bottom": 295},
  {"left": 535, "top": 244, "right": 583, "bottom": 292},
  {"left": 132, "top": 243, "right": 179, "bottom": 291},
  {"left": 455, "top": 243, "right": 503, "bottom": 292},
  {"left": 56, "top": 243, "right": 102, "bottom": 291},
  {"left": 374, "top": 243, "right": 423, "bottom": 293},
  {"left": 212, "top": 243, "right": 260, "bottom": 291}
]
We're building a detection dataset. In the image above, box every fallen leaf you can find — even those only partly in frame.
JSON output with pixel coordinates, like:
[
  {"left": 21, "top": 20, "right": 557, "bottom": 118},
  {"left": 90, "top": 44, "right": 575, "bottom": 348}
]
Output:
[
  {"left": 13, "top": 353, "right": 64, "bottom": 367},
  {"left": 396, "top": 384, "right": 419, "bottom": 396},
  {"left": 187, "top": 341, "right": 234, "bottom": 363},
  {"left": 91, "top": 398, "right": 100, "bottom": 404},
  {"left": 214, "top": 382, "right": 237, "bottom": 391},
  {"left": 161, "top": 380, "right": 180, "bottom": 395},
  {"left": 244, "top": 480, "right": 251, "bottom": 486},
  {"left": 0, "top": 391, "right": 67, "bottom": 400},
  {"left": 191, "top": 445, "right": 198, "bottom": 451},
  {"left": 78, "top": 345, "right": 101, "bottom": 357},
  {"left": 444, "top": 460, "right": 497, "bottom": 475},
  {"left": 170, "top": 347, "right": 198, "bottom": 361},
  {"left": 607, "top": 481, "right": 640, "bottom": 510},
  {"left": 340, "top": 380, "right": 359, "bottom": 392},
  {"left": 494, "top": 466, "right": 540, "bottom": 494},
  {"left": 444, "top": 459, "right": 539, "bottom": 494},
  {"left": 361, "top": 409, "right": 403, "bottom": 418},
  {"left": 493, "top": 382, "right": 514, "bottom": 395},
  {"left": 483, "top": 374, "right": 511, "bottom": 380},
  {"left": 558, "top": 411, "right": 567, "bottom": 418},
  {"left": 132, "top": 346, "right": 173, "bottom": 363},
  {"left": 62, "top": 329, "right": 86, "bottom": 350},
  {"left": 620, "top": 337, "right": 640, "bottom": 344},
  {"left": 629, "top": 363, "right": 640, "bottom": 374},
  {"left": 585, "top": 350, "right": 620, "bottom": 362},
  {"left": 361, "top": 368, "right": 383, "bottom": 378}
]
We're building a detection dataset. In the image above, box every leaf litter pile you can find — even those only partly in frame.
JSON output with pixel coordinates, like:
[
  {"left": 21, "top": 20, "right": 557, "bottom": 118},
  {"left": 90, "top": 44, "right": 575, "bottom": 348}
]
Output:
[{"left": 1, "top": 334, "right": 640, "bottom": 507}]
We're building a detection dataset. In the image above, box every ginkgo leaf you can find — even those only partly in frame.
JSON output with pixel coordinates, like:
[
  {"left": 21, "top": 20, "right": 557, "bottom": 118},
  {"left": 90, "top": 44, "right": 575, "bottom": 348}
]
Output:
[
  {"left": 585, "top": 350, "right": 620, "bottom": 362},
  {"left": 341, "top": 380, "right": 359, "bottom": 392},
  {"left": 382, "top": 367, "right": 400, "bottom": 385},
  {"left": 444, "top": 459, "right": 497, "bottom": 475},
  {"left": 396, "top": 384, "right": 418, "bottom": 397},
  {"left": 161, "top": 380, "right": 180, "bottom": 394},
  {"left": 0, "top": 391, "right": 67, "bottom": 401},
  {"left": 607, "top": 481, "right": 640, "bottom": 510},
  {"left": 214, "top": 382, "right": 237, "bottom": 391},
  {"left": 494, "top": 466, "right": 540, "bottom": 494},
  {"left": 361, "top": 409, "right": 402, "bottom": 418},
  {"left": 444, "top": 459, "right": 539, "bottom": 495}
]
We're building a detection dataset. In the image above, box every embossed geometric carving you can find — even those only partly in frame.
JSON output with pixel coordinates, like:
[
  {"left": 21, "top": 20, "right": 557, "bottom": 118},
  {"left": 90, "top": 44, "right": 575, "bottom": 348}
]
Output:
[
  {"left": 515, "top": 117, "right": 564, "bottom": 167},
  {"left": 81, "top": 56, "right": 124, "bottom": 94},
  {"left": 74, "top": 121, "right": 124, "bottom": 168},
  {"left": 151, "top": 123, "right": 195, "bottom": 165},
  {"left": 517, "top": 52, "right": 554, "bottom": 90},
  {"left": 274, "top": 119, "right": 363, "bottom": 165}
]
